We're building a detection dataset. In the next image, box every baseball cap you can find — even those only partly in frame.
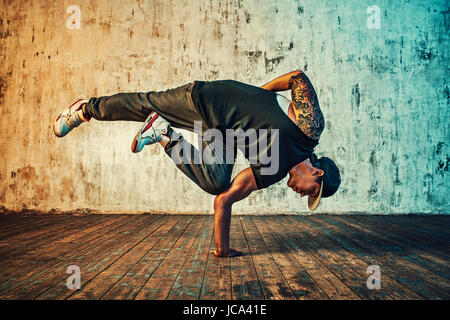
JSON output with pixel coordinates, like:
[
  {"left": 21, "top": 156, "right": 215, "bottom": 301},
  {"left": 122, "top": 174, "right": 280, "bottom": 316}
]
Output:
[{"left": 308, "top": 155, "right": 341, "bottom": 210}]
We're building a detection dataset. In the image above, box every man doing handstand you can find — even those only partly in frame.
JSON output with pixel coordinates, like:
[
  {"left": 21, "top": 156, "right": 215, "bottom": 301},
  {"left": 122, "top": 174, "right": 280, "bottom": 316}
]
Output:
[{"left": 53, "top": 70, "right": 341, "bottom": 257}]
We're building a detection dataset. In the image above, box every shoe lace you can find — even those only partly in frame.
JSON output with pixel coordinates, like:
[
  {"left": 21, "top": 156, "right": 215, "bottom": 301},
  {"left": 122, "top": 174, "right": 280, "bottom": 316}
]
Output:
[{"left": 65, "top": 109, "right": 82, "bottom": 128}]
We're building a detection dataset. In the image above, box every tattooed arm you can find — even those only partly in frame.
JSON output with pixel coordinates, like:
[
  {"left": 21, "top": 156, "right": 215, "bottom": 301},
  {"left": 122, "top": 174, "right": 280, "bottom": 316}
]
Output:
[
  {"left": 261, "top": 70, "right": 324, "bottom": 140},
  {"left": 288, "top": 71, "right": 324, "bottom": 140}
]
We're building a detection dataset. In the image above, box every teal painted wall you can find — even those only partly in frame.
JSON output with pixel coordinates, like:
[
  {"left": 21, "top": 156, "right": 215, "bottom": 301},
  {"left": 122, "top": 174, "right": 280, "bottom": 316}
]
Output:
[{"left": 0, "top": 0, "right": 448, "bottom": 214}]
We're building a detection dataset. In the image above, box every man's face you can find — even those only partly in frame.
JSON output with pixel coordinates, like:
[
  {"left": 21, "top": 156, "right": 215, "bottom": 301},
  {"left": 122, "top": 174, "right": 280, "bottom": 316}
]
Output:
[{"left": 287, "top": 171, "right": 321, "bottom": 197}]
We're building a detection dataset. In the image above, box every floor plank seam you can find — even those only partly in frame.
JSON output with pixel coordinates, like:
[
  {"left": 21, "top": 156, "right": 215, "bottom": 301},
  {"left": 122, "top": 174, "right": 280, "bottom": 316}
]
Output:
[{"left": 132, "top": 216, "right": 195, "bottom": 300}]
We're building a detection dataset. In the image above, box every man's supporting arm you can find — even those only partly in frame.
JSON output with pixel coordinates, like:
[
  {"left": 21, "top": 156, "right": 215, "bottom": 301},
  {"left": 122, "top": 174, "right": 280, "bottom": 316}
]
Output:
[
  {"left": 261, "top": 70, "right": 302, "bottom": 92},
  {"left": 212, "top": 167, "right": 258, "bottom": 257}
]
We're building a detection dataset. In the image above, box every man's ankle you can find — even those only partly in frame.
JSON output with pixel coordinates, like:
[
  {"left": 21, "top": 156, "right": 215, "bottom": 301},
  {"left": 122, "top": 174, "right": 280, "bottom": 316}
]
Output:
[
  {"left": 79, "top": 104, "right": 91, "bottom": 122},
  {"left": 159, "top": 134, "right": 171, "bottom": 148}
]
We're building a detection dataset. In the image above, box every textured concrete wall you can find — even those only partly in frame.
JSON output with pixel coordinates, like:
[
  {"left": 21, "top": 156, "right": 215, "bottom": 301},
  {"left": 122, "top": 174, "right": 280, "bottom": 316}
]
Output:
[{"left": 0, "top": 0, "right": 448, "bottom": 214}]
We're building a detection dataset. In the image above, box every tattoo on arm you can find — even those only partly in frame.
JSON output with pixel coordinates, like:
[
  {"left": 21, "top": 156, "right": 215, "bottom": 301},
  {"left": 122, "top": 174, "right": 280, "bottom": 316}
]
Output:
[{"left": 288, "top": 72, "right": 324, "bottom": 140}]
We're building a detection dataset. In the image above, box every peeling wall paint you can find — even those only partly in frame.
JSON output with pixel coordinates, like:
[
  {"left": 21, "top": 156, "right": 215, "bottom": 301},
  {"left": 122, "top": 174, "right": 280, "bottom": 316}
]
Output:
[{"left": 0, "top": 0, "right": 448, "bottom": 214}]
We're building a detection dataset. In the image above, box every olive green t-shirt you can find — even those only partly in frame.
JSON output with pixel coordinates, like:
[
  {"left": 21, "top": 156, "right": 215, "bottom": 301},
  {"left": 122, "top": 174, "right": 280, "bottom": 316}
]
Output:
[{"left": 190, "top": 80, "right": 318, "bottom": 189}]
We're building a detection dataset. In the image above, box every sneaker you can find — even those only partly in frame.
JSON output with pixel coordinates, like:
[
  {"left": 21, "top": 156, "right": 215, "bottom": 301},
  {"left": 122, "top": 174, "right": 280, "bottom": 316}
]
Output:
[
  {"left": 131, "top": 111, "right": 171, "bottom": 153},
  {"left": 53, "top": 98, "right": 89, "bottom": 137}
]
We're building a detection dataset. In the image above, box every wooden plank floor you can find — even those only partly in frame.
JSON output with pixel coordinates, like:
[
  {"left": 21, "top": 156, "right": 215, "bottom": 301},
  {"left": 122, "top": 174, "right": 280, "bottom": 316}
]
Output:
[{"left": 0, "top": 214, "right": 449, "bottom": 300}]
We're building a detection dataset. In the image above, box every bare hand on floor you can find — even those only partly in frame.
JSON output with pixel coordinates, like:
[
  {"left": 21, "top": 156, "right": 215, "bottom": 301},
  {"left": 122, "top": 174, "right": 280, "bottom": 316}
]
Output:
[{"left": 211, "top": 248, "right": 243, "bottom": 257}]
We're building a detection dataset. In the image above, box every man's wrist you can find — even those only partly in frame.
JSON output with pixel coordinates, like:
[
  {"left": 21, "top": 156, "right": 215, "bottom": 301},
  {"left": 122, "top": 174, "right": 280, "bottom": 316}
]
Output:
[{"left": 212, "top": 248, "right": 228, "bottom": 256}]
